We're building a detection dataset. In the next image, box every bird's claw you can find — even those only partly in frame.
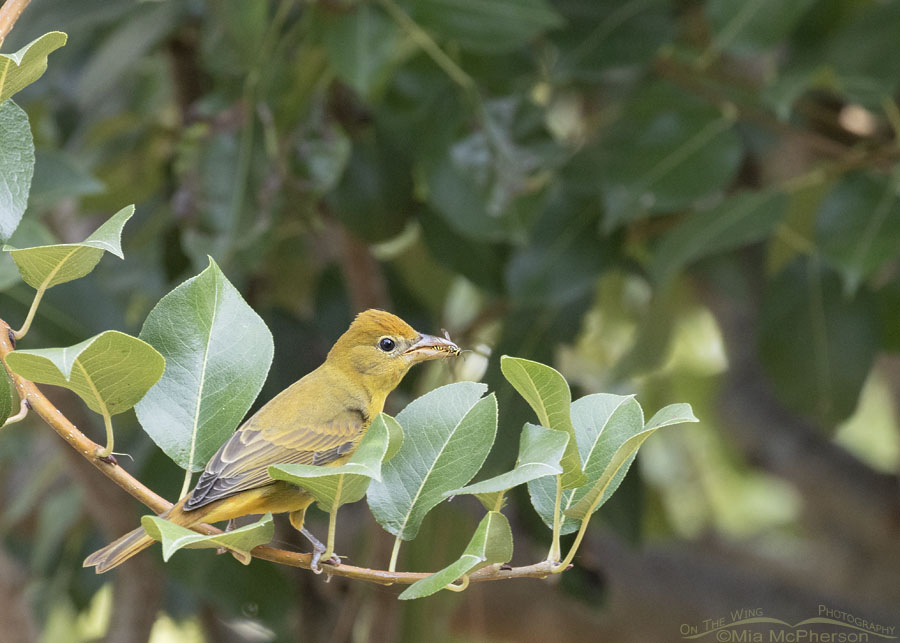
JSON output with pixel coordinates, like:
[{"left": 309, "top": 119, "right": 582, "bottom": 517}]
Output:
[
  {"left": 309, "top": 548, "right": 342, "bottom": 574},
  {"left": 310, "top": 547, "right": 325, "bottom": 574}
]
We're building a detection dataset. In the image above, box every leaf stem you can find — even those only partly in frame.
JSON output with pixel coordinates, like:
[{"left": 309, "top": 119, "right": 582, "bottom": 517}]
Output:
[
  {"left": 444, "top": 574, "right": 470, "bottom": 592},
  {"left": 492, "top": 492, "right": 505, "bottom": 513},
  {"left": 548, "top": 475, "right": 563, "bottom": 562},
  {"left": 1, "top": 398, "right": 27, "bottom": 426},
  {"left": 376, "top": 0, "right": 475, "bottom": 93},
  {"left": 323, "top": 475, "right": 344, "bottom": 560},
  {"left": 552, "top": 516, "right": 591, "bottom": 573},
  {"left": 13, "top": 284, "right": 47, "bottom": 340},
  {"left": 388, "top": 536, "right": 402, "bottom": 573},
  {"left": 96, "top": 411, "right": 115, "bottom": 458},
  {"left": 179, "top": 469, "right": 193, "bottom": 500}
]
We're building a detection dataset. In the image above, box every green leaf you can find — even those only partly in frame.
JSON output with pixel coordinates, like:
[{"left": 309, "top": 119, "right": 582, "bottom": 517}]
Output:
[
  {"left": 552, "top": 0, "right": 674, "bottom": 82},
  {"left": 0, "top": 366, "right": 15, "bottom": 426},
  {"left": 5, "top": 330, "right": 165, "bottom": 416},
  {"left": 815, "top": 171, "right": 900, "bottom": 296},
  {"left": 367, "top": 382, "right": 497, "bottom": 541},
  {"left": 141, "top": 513, "right": 274, "bottom": 565},
  {"left": 410, "top": 0, "right": 564, "bottom": 54},
  {"left": 320, "top": 4, "right": 401, "bottom": 99},
  {"left": 268, "top": 413, "right": 404, "bottom": 512},
  {"left": 326, "top": 129, "right": 412, "bottom": 243},
  {"left": 564, "top": 401, "right": 698, "bottom": 520},
  {"left": 398, "top": 511, "right": 513, "bottom": 600},
  {"left": 423, "top": 98, "right": 552, "bottom": 244},
  {"left": 446, "top": 423, "right": 567, "bottom": 509},
  {"left": 505, "top": 192, "right": 611, "bottom": 306},
  {"left": 3, "top": 205, "right": 134, "bottom": 289},
  {"left": 650, "top": 189, "right": 788, "bottom": 286},
  {"left": 134, "top": 258, "right": 274, "bottom": 472},
  {"left": 75, "top": 3, "right": 179, "bottom": 108},
  {"left": 820, "top": 1, "right": 900, "bottom": 107},
  {"left": 0, "top": 219, "right": 55, "bottom": 291},
  {"left": 527, "top": 394, "right": 635, "bottom": 533},
  {"left": 759, "top": 258, "right": 879, "bottom": 426},
  {"left": 379, "top": 412, "right": 405, "bottom": 462},
  {"left": 500, "top": 356, "right": 584, "bottom": 488},
  {"left": 0, "top": 100, "right": 34, "bottom": 242},
  {"left": 706, "top": 0, "right": 815, "bottom": 55},
  {"left": 595, "top": 81, "right": 742, "bottom": 230},
  {"left": 0, "top": 32, "right": 68, "bottom": 103}
]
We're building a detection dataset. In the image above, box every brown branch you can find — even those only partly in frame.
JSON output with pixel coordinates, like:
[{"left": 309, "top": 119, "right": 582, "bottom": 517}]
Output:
[
  {"left": 654, "top": 54, "right": 900, "bottom": 173},
  {"left": 0, "top": 0, "right": 31, "bottom": 47},
  {"left": 0, "top": 317, "right": 557, "bottom": 587}
]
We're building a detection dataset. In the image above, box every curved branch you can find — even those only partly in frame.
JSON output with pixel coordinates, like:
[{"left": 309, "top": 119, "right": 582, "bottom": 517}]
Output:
[
  {"left": 0, "top": 318, "right": 557, "bottom": 586},
  {"left": 0, "top": 0, "right": 32, "bottom": 47}
]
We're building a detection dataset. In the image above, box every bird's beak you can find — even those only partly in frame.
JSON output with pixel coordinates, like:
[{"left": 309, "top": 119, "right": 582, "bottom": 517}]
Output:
[{"left": 403, "top": 332, "right": 460, "bottom": 362}]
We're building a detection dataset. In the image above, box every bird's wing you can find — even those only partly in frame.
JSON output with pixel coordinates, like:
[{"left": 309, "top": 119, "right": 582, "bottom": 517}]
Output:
[{"left": 184, "top": 409, "right": 366, "bottom": 511}]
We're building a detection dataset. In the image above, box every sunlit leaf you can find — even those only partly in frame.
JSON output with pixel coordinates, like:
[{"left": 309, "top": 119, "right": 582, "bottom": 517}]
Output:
[
  {"left": 398, "top": 511, "right": 513, "bottom": 599},
  {"left": 367, "top": 382, "right": 497, "bottom": 541},
  {"left": 0, "top": 31, "right": 67, "bottom": 103},
  {"left": 3, "top": 205, "right": 134, "bottom": 289},
  {"left": 6, "top": 330, "right": 165, "bottom": 416},
  {"left": 500, "top": 356, "right": 584, "bottom": 488},
  {"left": 134, "top": 258, "right": 274, "bottom": 472},
  {"left": 141, "top": 513, "right": 274, "bottom": 565}
]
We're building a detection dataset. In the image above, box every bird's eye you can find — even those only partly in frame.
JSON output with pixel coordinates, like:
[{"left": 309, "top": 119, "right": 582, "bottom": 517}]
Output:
[{"left": 378, "top": 337, "right": 396, "bottom": 352}]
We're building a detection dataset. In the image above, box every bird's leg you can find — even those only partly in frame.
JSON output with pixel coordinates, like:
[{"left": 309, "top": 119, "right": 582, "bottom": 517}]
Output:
[
  {"left": 301, "top": 527, "right": 327, "bottom": 574},
  {"left": 216, "top": 519, "right": 238, "bottom": 556},
  {"left": 289, "top": 508, "right": 340, "bottom": 574}
]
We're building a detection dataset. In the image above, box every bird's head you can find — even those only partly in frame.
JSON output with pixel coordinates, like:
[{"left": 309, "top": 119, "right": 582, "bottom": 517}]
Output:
[{"left": 327, "top": 309, "right": 460, "bottom": 392}]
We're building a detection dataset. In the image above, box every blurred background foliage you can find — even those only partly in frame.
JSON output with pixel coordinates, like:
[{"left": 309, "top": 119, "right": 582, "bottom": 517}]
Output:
[{"left": 1, "top": 0, "right": 900, "bottom": 641}]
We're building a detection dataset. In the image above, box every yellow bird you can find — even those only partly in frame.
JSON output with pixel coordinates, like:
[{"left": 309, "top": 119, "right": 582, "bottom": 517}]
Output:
[{"left": 84, "top": 309, "right": 459, "bottom": 573}]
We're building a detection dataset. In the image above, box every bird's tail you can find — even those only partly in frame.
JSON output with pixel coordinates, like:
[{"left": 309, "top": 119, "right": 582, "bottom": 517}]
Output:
[
  {"left": 83, "top": 525, "right": 156, "bottom": 573},
  {"left": 83, "top": 497, "right": 204, "bottom": 574}
]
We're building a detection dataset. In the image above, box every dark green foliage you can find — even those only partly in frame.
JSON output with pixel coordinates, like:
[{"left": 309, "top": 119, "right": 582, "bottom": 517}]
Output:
[{"left": 2, "top": 0, "right": 900, "bottom": 637}]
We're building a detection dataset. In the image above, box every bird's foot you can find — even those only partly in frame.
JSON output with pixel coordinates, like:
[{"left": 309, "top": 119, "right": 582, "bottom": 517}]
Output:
[
  {"left": 301, "top": 527, "right": 341, "bottom": 574},
  {"left": 215, "top": 520, "right": 238, "bottom": 555},
  {"left": 308, "top": 544, "right": 342, "bottom": 574}
]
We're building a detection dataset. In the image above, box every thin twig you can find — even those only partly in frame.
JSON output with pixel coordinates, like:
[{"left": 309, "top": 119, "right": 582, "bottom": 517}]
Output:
[
  {"left": 0, "top": 0, "right": 32, "bottom": 48},
  {"left": 0, "top": 317, "right": 558, "bottom": 586}
]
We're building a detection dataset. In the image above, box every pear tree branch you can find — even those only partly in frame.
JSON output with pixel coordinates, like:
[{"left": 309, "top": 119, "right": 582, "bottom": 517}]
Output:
[
  {"left": 0, "top": 318, "right": 559, "bottom": 587},
  {"left": 0, "top": 0, "right": 32, "bottom": 47}
]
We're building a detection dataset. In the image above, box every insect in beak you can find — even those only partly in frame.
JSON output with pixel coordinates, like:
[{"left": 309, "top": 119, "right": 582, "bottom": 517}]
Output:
[{"left": 403, "top": 331, "right": 461, "bottom": 362}]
